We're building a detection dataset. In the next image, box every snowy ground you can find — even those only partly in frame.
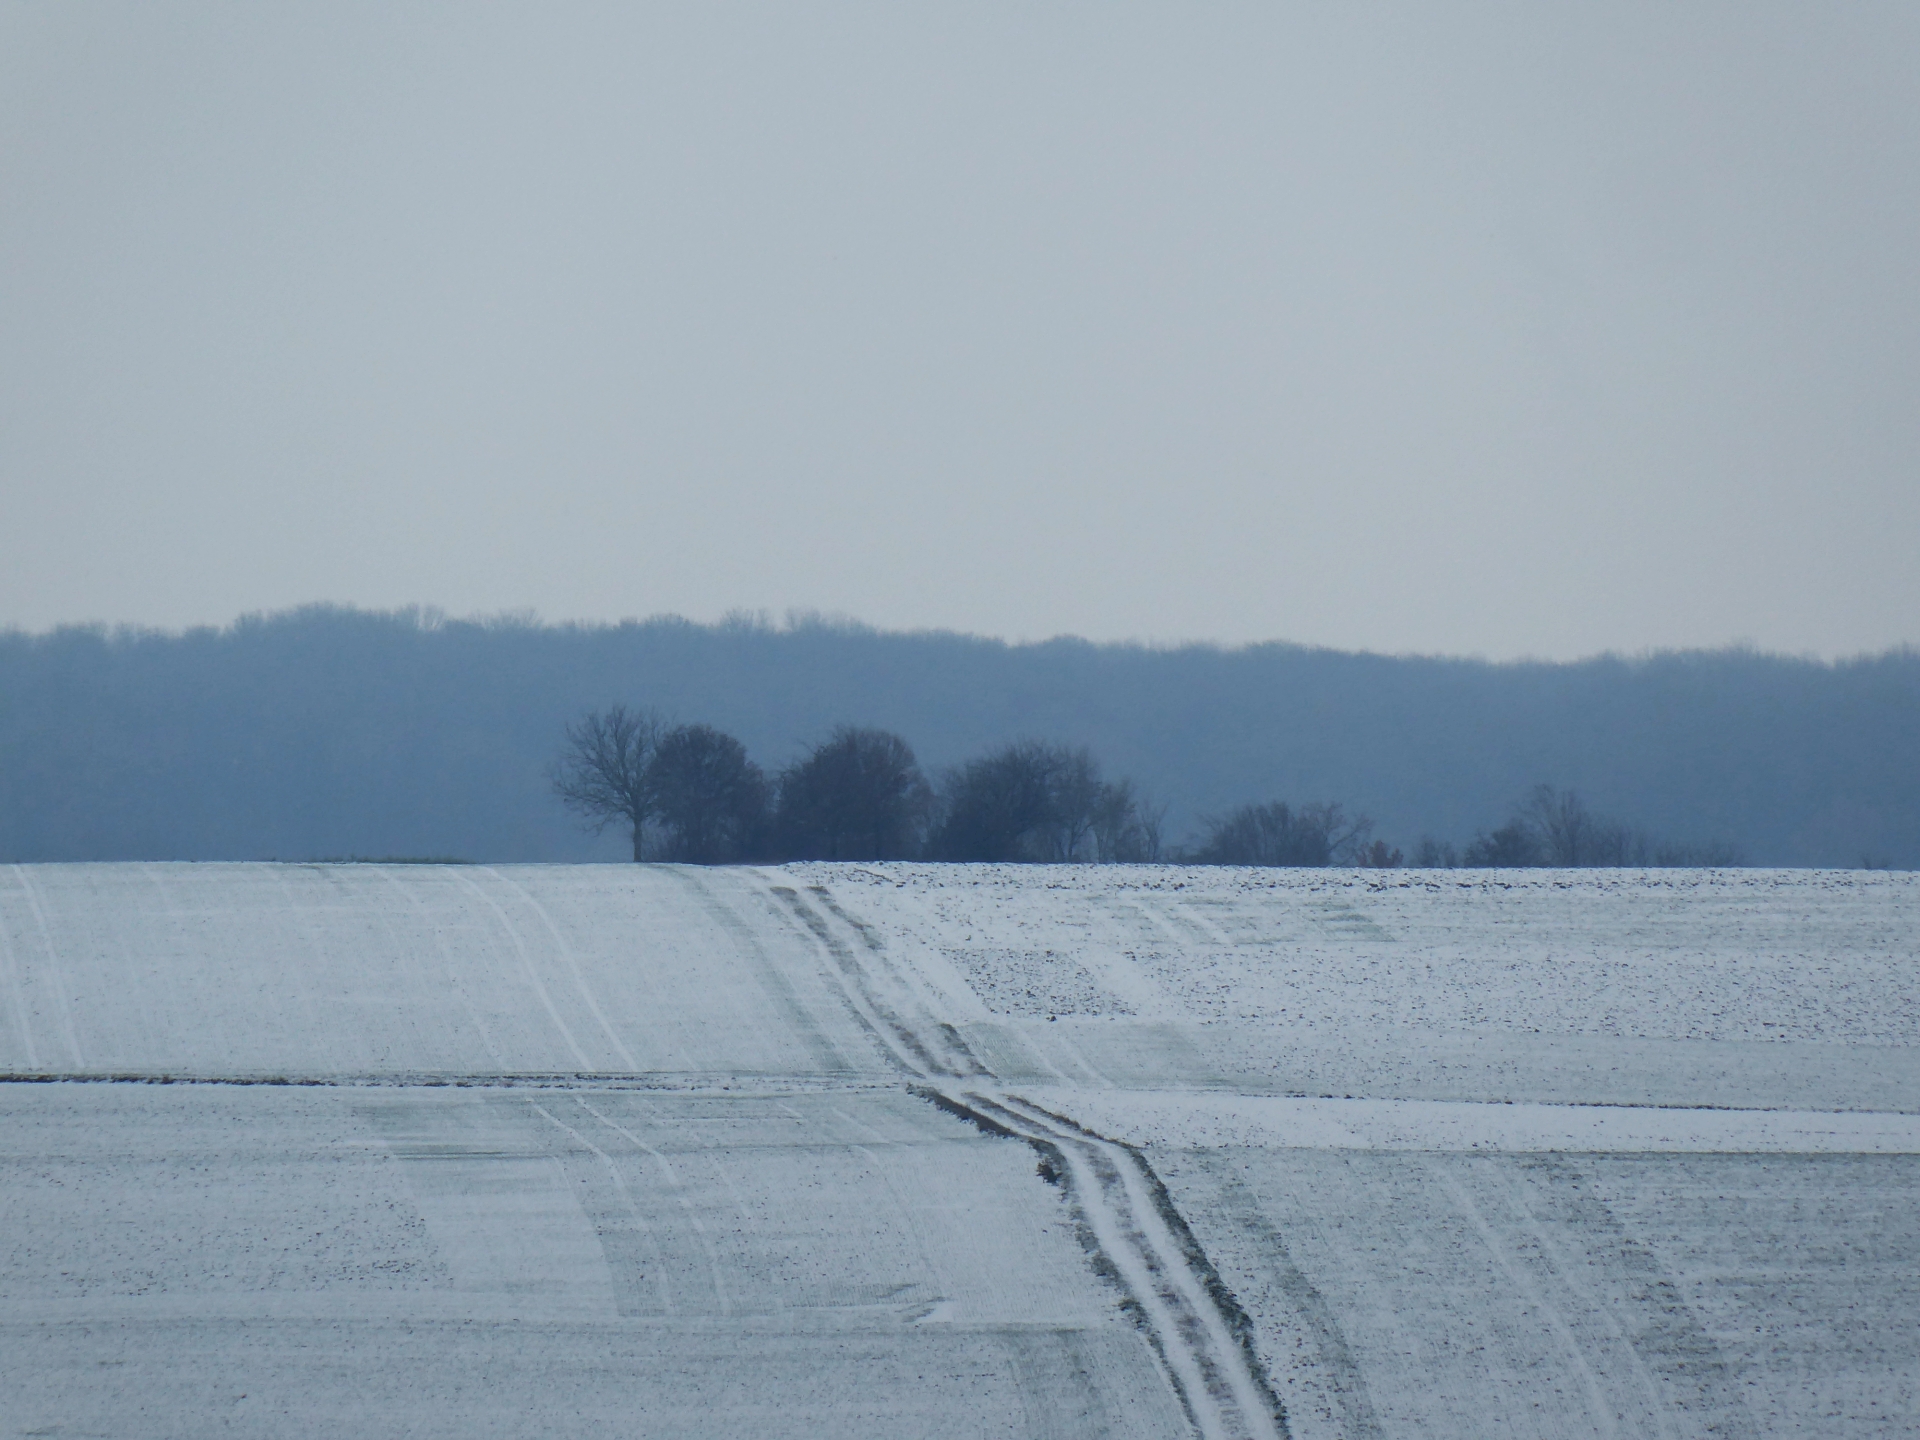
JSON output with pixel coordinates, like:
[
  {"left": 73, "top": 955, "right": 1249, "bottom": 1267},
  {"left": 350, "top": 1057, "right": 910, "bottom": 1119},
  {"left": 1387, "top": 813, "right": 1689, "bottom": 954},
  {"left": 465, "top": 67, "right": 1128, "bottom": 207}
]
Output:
[{"left": 2, "top": 863, "right": 1915, "bottom": 1438}]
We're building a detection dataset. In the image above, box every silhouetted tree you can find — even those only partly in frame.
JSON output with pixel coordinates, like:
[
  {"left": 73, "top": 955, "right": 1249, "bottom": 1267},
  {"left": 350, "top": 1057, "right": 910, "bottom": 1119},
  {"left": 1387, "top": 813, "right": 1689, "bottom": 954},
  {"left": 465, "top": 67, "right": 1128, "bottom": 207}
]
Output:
[
  {"left": 929, "top": 740, "right": 1067, "bottom": 861},
  {"left": 928, "top": 740, "right": 1147, "bottom": 862},
  {"left": 550, "top": 705, "right": 663, "bottom": 861},
  {"left": 1189, "top": 800, "right": 1371, "bottom": 867},
  {"left": 1519, "top": 785, "right": 1628, "bottom": 866},
  {"left": 647, "top": 723, "right": 768, "bottom": 864},
  {"left": 1352, "top": 839, "right": 1403, "bottom": 868},
  {"left": 1051, "top": 748, "right": 1105, "bottom": 862},
  {"left": 1458, "top": 784, "right": 1747, "bottom": 868},
  {"left": 775, "top": 726, "right": 932, "bottom": 860},
  {"left": 1412, "top": 836, "right": 1458, "bottom": 868},
  {"left": 1132, "top": 791, "right": 1170, "bottom": 863},
  {"left": 1092, "top": 778, "right": 1165, "bottom": 862},
  {"left": 1463, "top": 819, "right": 1540, "bottom": 867}
]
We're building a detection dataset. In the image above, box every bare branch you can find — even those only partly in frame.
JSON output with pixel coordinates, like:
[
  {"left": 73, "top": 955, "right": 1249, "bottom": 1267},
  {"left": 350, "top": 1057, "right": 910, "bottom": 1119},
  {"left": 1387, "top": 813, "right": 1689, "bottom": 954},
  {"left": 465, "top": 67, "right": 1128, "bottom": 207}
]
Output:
[{"left": 549, "top": 705, "right": 663, "bottom": 861}]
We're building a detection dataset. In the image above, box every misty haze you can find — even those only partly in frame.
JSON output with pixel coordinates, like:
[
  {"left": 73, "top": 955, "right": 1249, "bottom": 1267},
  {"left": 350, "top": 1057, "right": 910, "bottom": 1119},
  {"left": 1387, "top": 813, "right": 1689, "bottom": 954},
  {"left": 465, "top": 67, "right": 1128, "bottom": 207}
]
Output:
[{"left": 2, "top": 6, "right": 1916, "bottom": 1440}]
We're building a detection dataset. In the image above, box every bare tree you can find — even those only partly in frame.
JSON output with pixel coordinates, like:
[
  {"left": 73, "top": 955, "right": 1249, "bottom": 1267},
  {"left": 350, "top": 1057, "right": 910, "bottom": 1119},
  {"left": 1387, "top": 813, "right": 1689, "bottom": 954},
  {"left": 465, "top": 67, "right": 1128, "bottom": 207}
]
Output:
[
  {"left": 1089, "top": 778, "right": 1139, "bottom": 861},
  {"left": 1462, "top": 784, "right": 1745, "bottom": 868},
  {"left": 1133, "top": 792, "right": 1170, "bottom": 863},
  {"left": 1519, "top": 785, "right": 1609, "bottom": 866},
  {"left": 1087, "top": 779, "right": 1167, "bottom": 862},
  {"left": 928, "top": 739, "right": 1067, "bottom": 862},
  {"left": 550, "top": 705, "right": 663, "bottom": 861},
  {"left": 1189, "top": 800, "right": 1373, "bottom": 867},
  {"left": 1051, "top": 749, "right": 1105, "bottom": 861}
]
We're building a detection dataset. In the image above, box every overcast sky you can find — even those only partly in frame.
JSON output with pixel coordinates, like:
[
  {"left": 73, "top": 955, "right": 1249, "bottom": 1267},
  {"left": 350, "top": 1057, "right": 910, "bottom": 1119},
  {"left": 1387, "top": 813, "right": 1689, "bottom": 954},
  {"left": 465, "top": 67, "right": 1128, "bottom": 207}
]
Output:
[{"left": 2, "top": 3, "right": 1916, "bottom": 659}]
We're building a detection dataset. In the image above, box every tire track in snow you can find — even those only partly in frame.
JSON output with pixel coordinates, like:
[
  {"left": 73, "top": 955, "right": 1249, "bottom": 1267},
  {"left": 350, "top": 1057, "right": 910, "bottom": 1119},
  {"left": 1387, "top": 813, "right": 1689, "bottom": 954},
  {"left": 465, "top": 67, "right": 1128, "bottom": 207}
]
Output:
[
  {"left": 571, "top": 1093, "right": 735, "bottom": 1316},
  {"left": 0, "top": 876, "right": 42, "bottom": 1069},
  {"left": 667, "top": 868, "right": 858, "bottom": 1078},
  {"left": 370, "top": 866, "right": 508, "bottom": 1071},
  {"left": 11, "top": 866, "right": 81, "bottom": 1068},
  {"left": 1198, "top": 1160, "right": 1386, "bottom": 1440},
  {"left": 448, "top": 868, "right": 594, "bottom": 1070},
  {"left": 766, "top": 883, "right": 982, "bottom": 1079},
  {"left": 527, "top": 1099, "right": 677, "bottom": 1315},
  {"left": 765, "top": 879, "right": 1288, "bottom": 1440},
  {"left": 1433, "top": 1162, "right": 1621, "bottom": 1439},
  {"left": 484, "top": 869, "right": 639, "bottom": 1070}
]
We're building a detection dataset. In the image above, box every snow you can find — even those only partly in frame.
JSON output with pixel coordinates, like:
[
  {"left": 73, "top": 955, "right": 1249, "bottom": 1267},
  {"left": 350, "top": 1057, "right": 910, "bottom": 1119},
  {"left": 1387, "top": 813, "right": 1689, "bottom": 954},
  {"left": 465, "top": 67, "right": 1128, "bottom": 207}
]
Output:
[
  {"left": 2, "top": 1080, "right": 1180, "bottom": 1437},
  {"left": 800, "top": 863, "right": 1920, "bottom": 1045},
  {"left": 1019, "top": 1087, "right": 1920, "bottom": 1154},
  {"left": 2, "top": 861, "right": 1916, "bottom": 1438},
  {"left": 0, "top": 863, "right": 882, "bottom": 1078}
]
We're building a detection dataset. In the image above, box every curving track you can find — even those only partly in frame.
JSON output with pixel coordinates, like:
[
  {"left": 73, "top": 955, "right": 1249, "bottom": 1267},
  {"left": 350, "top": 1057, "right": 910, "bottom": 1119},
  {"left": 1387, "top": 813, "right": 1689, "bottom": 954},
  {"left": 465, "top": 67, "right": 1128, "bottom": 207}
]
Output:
[{"left": 771, "top": 879, "right": 1287, "bottom": 1440}]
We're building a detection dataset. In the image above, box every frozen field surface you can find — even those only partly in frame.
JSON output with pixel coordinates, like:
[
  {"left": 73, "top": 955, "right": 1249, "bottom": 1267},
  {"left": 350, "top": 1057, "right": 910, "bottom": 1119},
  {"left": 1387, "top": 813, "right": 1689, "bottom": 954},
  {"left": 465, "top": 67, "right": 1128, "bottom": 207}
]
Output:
[{"left": 2, "top": 863, "right": 1916, "bottom": 1438}]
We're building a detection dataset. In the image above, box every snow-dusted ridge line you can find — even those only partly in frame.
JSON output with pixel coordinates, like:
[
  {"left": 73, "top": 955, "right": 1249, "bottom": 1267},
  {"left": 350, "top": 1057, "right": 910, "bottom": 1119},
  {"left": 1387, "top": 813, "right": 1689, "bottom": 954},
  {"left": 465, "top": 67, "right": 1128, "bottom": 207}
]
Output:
[{"left": 768, "top": 878, "right": 1288, "bottom": 1440}]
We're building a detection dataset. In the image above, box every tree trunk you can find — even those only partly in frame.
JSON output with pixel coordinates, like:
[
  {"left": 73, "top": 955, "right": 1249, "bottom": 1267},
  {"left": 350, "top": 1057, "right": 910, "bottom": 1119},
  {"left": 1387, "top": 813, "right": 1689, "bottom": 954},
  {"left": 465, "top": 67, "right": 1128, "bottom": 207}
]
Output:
[{"left": 631, "top": 821, "right": 644, "bottom": 863}]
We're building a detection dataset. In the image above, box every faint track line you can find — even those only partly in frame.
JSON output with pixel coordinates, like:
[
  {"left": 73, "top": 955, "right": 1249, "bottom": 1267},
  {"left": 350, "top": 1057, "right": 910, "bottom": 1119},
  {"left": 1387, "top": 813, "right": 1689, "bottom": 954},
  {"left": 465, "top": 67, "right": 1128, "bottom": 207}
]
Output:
[
  {"left": 371, "top": 866, "right": 508, "bottom": 1070},
  {"left": 485, "top": 869, "right": 639, "bottom": 1071},
  {"left": 572, "top": 1094, "right": 733, "bottom": 1315},
  {"left": 449, "top": 868, "right": 594, "bottom": 1069},
  {"left": 663, "top": 868, "right": 856, "bottom": 1077},
  {"left": 0, "top": 873, "right": 42, "bottom": 1069},
  {"left": 1435, "top": 1160, "right": 1620, "bottom": 1440},
  {"left": 1201, "top": 1160, "right": 1385, "bottom": 1440},
  {"left": 528, "top": 1099, "right": 676, "bottom": 1315},
  {"left": 12, "top": 866, "right": 81, "bottom": 1067},
  {"left": 1489, "top": 1161, "right": 1683, "bottom": 1440}
]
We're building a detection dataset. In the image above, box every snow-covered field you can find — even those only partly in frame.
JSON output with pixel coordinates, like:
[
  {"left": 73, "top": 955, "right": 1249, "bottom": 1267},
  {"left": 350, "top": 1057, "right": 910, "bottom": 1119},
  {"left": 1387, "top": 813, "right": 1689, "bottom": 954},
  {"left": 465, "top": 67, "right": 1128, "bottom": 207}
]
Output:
[{"left": 2, "top": 863, "right": 1915, "bottom": 1438}]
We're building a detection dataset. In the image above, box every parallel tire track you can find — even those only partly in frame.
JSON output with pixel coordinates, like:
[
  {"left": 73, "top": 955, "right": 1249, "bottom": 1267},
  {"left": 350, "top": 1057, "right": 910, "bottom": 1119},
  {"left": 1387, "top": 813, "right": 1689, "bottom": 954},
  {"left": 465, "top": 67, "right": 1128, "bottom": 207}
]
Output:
[{"left": 766, "top": 879, "right": 1289, "bottom": 1440}]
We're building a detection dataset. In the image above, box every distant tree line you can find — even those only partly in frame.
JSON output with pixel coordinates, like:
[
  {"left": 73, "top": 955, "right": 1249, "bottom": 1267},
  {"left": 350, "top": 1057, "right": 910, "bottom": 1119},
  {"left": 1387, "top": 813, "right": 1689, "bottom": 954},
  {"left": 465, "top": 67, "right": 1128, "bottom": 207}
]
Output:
[
  {"left": 552, "top": 708, "right": 1164, "bottom": 864},
  {"left": 554, "top": 708, "right": 1744, "bottom": 867},
  {"left": 5, "top": 607, "right": 1912, "bottom": 865},
  {"left": 1410, "top": 785, "right": 1744, "bottom": 869}
]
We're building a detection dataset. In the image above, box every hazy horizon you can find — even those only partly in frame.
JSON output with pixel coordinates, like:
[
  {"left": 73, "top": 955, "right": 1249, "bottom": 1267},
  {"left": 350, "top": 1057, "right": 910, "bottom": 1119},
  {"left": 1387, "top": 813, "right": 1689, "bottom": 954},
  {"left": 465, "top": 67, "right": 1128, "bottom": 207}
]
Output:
[
  {"left": 9, "top": 601, "right": 1916, "bottom": 866},
  {"left": 6, "top": 598, "right": 1918, "bottom": 671},
  {"left": 5, "top": 4, "right": 1918, "bottom": 660}
]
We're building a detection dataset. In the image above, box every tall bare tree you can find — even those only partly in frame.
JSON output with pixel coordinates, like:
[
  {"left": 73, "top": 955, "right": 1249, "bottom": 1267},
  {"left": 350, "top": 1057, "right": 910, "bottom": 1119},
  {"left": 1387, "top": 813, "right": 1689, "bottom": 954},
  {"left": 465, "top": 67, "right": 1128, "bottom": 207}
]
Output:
[
  {"left": 550, "top": 705, "right": 663, "bottom": 861},
  {"left": 1091, "top": 778, "right": 1166, "bottom": 862},
  {"left": 1090, "top": 777, "right": 1141, "bottom": 862},
  {"left": 1519, "top": 784, "right": 1607, "bottom": 865},
  {"left": 1050, "top": 748, "right": 1105, "bottom": 861},
  {"left": 1133, "top": 793, "right": 1170, "bottom": 863}
]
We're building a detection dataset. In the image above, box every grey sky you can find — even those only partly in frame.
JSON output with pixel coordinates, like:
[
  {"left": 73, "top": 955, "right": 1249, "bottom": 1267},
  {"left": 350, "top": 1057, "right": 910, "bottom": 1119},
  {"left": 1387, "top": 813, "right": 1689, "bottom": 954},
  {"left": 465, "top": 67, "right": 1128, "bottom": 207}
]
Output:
[{"left": 3, "top": 3, "right": 1915, "bottom": 659}]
